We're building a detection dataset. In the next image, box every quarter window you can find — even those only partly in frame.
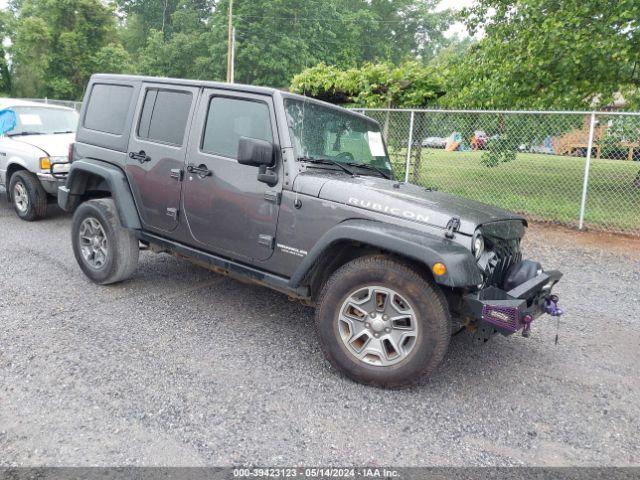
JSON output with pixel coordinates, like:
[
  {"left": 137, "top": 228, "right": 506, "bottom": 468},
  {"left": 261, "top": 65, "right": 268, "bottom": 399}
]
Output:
[
  {"left": 84, "top": 84, "right": 133, "bottom": 135},
  {"left": 202, "top": 97, "right": 273, "bottom": 158},
  {"left": 137, "top": 88, "right": 192, "bottom": 146}
]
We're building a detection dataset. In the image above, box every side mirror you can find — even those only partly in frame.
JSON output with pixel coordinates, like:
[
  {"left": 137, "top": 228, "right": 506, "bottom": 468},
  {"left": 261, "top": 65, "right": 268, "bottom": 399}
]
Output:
[
  {"left": 238, "top": 136, "right": 276, "bottom": 168},
  {"left": 237, "top": 136, "right": 278, "bottom": 186},
  {"left": 0, "top": 109, "right": 17, "bottom": 136}
]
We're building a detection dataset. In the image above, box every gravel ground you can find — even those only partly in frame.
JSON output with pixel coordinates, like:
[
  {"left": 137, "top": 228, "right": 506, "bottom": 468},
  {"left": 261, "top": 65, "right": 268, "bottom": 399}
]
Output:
[{"left": 0, "top": 192, "right": 639, "bottom": 467}]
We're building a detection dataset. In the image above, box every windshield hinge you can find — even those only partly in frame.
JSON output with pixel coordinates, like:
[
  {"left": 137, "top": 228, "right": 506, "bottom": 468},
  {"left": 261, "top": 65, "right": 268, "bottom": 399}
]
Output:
[{"left": 445, "top": 216, "right": 461, "bottom": 239}]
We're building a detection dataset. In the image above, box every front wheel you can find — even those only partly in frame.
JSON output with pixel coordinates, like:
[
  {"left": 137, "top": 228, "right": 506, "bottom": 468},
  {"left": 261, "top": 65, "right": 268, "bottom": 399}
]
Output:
[
  {"left": 315, "top": 255, "right": 451, "bottom": 388},
  {"left": 9, "top": 171, "right": 48, "bottom": 221},
  {"left": 71, "top": 198, "right": 139, "bottom": 285}
]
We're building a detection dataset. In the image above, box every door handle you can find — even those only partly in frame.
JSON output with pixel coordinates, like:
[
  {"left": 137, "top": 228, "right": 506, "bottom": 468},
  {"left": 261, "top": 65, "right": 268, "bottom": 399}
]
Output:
[
  {"left": 170, "top": 168, "right": 183, "bottom": 181},
  {"left": 187, "top": 164, "right": 212, "bottom": 179},
  {"left": 129, "top": 150, "right": 151, "bottom": 163}
]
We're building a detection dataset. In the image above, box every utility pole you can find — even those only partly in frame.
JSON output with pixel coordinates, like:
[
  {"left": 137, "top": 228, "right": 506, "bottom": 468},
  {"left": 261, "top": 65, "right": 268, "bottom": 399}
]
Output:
[
  {"left": 230, "top": 27, "right": 236, "bottom": 83},
  {"left": 226, "top": 0, "right": 234, "bottom": 83}
]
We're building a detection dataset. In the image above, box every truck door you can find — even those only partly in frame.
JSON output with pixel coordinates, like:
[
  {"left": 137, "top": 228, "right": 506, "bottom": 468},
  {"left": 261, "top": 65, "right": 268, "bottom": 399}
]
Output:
[
  {"left": 182, "top": 90, "right": 281, "bottom": 261},
  {"left": 126, "top": 83, "right": 200, "bottom": 233}
]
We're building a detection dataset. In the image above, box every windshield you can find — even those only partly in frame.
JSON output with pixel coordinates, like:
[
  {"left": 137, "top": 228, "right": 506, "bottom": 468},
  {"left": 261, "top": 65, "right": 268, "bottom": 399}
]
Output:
[
  {"left": 285, "top": 98, "right": 393, "bottom": 177},
  {"left": 6, "top": 106, "right": 78, "bottom": 136}
]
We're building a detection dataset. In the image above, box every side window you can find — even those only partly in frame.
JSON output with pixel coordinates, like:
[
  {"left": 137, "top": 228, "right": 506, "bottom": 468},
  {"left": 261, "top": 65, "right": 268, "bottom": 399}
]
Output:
[
  {"left": 84, "top": 84, "right": 133, "bottom": 135},
  {"left": 201, "top": 97, "right": 273, "bottom": 158},
  {"left": 137, "top": 88, "right": 193, "bottom": 146}
]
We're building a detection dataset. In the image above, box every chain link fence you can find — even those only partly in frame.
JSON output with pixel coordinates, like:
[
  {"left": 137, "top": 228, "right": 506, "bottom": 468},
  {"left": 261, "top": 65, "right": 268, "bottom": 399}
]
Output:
[{"left": 353, "top": 108, "right": 640, "bottom": 236}]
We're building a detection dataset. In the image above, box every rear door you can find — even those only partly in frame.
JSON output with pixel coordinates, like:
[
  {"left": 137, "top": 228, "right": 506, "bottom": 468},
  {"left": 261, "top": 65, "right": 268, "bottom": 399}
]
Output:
[{"left": 126, "top": 83, "right": 199, "bottom": 233}]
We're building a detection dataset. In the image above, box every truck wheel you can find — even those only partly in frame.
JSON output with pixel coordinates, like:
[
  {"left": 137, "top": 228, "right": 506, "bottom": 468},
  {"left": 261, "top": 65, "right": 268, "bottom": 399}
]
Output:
[
  {"left": 315, "top": 255, "right": 451, "bottom": 388},
  {"left": 71, "top": 199, "right": 139, "bottom": 285},
  {"left": 9, "top": 171, "right": 48, "bottom": 221}
]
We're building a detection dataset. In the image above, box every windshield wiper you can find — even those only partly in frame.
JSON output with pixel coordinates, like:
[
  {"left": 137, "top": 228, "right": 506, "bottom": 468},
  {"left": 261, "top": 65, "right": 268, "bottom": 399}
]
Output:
[
  {"left": 53, "top": 130, "right": 74, "bottom": 134},
  {"left": 298, "top": 156, "right": 356, "bottom": 177},
  {"left": 7, "top": 131, "right": 46, "bottom": 137},
  {"left": 345, "top": 162, "right": 391, "bottom": 179}
]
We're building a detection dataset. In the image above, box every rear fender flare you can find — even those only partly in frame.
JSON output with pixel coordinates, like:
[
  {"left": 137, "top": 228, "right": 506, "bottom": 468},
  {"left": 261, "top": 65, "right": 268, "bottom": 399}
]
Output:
[{"left": 60, "top": 158, "right": 141, "bottom": 229}]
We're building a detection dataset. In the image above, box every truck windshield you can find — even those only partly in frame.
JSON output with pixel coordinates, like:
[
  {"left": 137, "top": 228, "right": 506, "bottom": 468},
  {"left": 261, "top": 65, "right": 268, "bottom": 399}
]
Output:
[
  {"left": 285, "top": 98, "right": 393, "bottom": 178},
  {"left": 6, "top": 106, "right": 79, "bottom": 137}
]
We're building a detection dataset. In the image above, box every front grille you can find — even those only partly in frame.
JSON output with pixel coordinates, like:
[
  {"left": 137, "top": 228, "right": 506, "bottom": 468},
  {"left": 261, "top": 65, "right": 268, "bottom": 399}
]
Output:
[{"left": 484, "top": 237, "right": 522, "bottom": 288}]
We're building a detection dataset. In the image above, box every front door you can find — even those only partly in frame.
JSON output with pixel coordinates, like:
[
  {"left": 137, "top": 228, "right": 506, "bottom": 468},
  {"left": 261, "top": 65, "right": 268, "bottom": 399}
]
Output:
[
  {"left": 182, "top": 90, "right": 281, "bottom": 261},
  {"left": 126, "top": 83, "right": 200, "bottom": 233}
]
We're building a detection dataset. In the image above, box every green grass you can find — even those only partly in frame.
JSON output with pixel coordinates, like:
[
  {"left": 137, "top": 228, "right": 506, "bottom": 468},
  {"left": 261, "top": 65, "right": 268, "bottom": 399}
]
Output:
[{"left": 388, "top": 148, "right": 640, "bottom": 234}]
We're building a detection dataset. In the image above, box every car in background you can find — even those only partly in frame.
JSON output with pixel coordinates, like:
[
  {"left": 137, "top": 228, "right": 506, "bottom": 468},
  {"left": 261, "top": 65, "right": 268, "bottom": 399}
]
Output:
[
  {"left": 0, "top": 99, "right": 78, "bottom": 220},
  {"left": 421, "top": 136, "right": 447, "bottom": 148}
]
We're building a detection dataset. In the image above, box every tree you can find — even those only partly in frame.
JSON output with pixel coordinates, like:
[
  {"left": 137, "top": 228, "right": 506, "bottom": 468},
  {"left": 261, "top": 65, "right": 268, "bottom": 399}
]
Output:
[
  {"left": 290, "top": 61, "right": 444, "bottom": 108},
  {"left": 438, "top": 0, "right": 640, "bottom": 110},
  {"left": 9, "top": 0, "right": 124, "bottom": 99},
  {"left": 138, "top": 0, "right": 216, "bottom": 79},
  {"left": 206, "top": 0, "right": 451, "bottom": 86}
]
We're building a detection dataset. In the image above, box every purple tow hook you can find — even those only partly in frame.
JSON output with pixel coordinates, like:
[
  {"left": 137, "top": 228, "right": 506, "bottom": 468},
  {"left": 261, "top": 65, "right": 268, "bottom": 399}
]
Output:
[
  {"left": 522, "top": 295, "right": 563, "bottom": 338},
  {"left": 544, "top": 294, "right": 564, "bottom": 317}
]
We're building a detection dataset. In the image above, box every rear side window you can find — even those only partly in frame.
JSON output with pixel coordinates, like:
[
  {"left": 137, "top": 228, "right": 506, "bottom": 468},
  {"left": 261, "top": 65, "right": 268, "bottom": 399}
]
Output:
[
  {"left": 137, "top": 88, "right": 192, "bottom": 146},
  {"left": 84, "top": 84, "right": 133, "bottom": 135},
  {"left": 202, "top": 97, "right": 273, "bottom": 158}
]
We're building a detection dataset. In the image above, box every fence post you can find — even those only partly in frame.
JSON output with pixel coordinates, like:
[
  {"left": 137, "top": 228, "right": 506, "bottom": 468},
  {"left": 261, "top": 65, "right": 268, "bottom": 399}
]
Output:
[
  {"left": 578, "top": 112, "right": 596, "bottom": 230},
  {"left": 404, "top": 111, "right": 415, "bottom": 183}
]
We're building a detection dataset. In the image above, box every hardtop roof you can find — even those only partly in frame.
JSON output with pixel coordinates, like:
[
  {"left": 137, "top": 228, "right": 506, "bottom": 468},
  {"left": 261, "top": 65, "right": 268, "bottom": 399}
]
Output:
[{"left": 89, "top": 74, "right": 375, "bottom": 123}]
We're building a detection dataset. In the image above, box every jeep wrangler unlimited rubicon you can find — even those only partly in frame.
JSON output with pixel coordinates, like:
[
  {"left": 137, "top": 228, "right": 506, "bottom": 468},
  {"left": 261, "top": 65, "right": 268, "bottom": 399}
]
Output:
[{"left": 58, "top": 74, "right": 563, "bottom": 387}]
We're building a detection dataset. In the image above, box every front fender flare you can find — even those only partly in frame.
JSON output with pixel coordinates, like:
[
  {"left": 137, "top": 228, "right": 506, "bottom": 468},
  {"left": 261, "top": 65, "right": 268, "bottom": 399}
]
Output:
[
  {"left": 289, "top": 219, "right": 483, "bottom": 289},
  {"left": 58, "top": 158, "right": 141, "bottom": 229}
]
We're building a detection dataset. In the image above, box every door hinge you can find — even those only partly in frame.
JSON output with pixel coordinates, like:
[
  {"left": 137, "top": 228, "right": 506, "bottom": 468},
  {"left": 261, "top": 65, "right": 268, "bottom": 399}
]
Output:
[
  {"left": 166, "top": 207, "right": 179, "bottom": 219},
  {"left": 258, "top": 234, "right": 274, "bottom": 248},
  {"left": 264, "top": 190, "right": 281, "bottom": 204},
  {"left": 445, "top": 216, "right": 461, "bottom": 239}
]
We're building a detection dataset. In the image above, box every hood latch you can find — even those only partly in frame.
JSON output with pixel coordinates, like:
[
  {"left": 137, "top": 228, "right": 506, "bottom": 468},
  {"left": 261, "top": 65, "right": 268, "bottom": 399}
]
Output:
[{"left": 445, "top": 216, "right": 461, "bottom": 239}]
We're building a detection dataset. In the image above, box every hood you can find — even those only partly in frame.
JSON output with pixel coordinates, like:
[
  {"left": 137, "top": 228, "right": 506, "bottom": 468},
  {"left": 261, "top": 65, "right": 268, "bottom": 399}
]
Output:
[
  {"left": 12, "top": 133, "right": 75, "bottom": 157},
  {"left": 296, "top": 172, "right": 525, "bottom": 235}
]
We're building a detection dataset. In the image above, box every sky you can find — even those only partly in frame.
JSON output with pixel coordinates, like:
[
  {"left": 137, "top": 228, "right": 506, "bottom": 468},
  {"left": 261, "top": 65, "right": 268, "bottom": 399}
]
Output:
[{"left": 437, "top": 0, "right": 475, "bottom": 38}]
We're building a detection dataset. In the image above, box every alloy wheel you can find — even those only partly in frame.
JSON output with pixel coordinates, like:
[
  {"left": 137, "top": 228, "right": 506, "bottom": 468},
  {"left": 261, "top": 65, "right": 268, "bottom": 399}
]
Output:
[
  {"left": 79, "top": 217, "right": 109, "bottom": 269},
  {"left": 338, "top": 285, "right": 419, "bottom": 366}
]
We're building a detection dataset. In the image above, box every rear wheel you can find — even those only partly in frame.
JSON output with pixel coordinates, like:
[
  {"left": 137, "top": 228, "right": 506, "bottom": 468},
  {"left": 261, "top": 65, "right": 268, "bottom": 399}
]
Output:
[
  {"left": 71, "top": 199, "right": 139, "bottom": 285},
  {"left": 9, "top": 171, "right": 48, "bottom": 221},
  {"left": 315, "top": 255, "right": 451, "bottom": 388}
]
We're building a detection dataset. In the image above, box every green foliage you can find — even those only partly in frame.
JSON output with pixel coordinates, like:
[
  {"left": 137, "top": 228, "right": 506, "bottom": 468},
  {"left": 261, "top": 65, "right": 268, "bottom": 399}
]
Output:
[
  {"left": 438, "top": 0, "right": 640, "bottom": 110},
  {"left": 9, "top": 0, "right": 122, "bottom": 99},
  {"left": 205, "top": 0, "right": 451, "bottom": 86},
  {"left": 290, "top": 61, "right": 444, "bottom": 108}
]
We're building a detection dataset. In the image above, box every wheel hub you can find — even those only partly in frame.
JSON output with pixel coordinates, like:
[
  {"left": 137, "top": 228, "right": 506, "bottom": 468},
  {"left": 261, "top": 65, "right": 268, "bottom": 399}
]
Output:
[
  {"left": 78, "top": 217, "right": 109, "bottom": 270},
  {"left": 338, "top": 285, "right": 419, "bottom": 367},
  {"left": 369, "top": 316, "right": 386, "bottom": 333},
  {"left": 13, "top": 182, "right": 28, "bottom": 214}
]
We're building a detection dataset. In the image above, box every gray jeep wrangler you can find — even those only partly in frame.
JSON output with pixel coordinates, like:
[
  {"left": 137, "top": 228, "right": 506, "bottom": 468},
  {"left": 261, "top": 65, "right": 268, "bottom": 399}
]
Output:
[{"left": 58, "top": 74, "right": 563, "bottom": 387}]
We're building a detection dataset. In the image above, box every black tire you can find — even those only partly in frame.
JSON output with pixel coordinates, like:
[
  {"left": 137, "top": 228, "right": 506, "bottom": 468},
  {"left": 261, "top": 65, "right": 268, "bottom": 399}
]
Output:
[
  {"left": 9, "top": 170, "right": 48, "bottom": 221},
  {"left": 315, "top": 255, "right": 451, "bottom": 388},
  {"left": 71, "top": 198, "right": 139, "bottom": 285}
]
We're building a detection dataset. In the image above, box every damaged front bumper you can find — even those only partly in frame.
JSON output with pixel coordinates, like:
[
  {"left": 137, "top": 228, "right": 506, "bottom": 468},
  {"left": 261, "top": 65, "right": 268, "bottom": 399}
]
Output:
[{"left": 463, "top": 269, "right": 563, "bottom": 338}]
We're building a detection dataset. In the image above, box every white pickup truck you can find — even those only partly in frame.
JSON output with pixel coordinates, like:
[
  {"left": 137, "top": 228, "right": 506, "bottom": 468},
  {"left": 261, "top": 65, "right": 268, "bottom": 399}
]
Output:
[{"left": 0, "top": 99, "right": 78, "bottom": 220}]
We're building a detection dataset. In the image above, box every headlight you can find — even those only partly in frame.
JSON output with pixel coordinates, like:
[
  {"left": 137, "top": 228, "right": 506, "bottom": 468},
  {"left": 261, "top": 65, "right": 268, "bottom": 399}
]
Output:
[
  {"left": 472, "top": 230, "right": 484, "bottom": 260},
  {"left": 40, "top": 156, "right": 69, "bottom": 172}
]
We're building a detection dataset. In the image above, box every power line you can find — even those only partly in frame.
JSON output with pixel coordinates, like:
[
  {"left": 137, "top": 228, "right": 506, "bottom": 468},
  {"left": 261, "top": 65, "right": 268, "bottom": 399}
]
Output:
[{"left": 231, "top": 15, "right": 429, "bottom": 24}]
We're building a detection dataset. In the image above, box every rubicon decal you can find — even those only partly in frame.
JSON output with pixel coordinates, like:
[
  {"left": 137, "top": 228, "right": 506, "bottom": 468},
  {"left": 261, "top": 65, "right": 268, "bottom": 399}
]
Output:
[{"left": 348, "top": 197, "right": 430, "bottom": 223}]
